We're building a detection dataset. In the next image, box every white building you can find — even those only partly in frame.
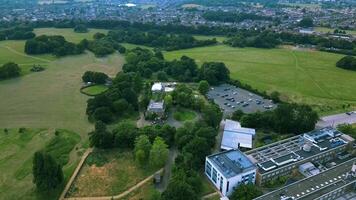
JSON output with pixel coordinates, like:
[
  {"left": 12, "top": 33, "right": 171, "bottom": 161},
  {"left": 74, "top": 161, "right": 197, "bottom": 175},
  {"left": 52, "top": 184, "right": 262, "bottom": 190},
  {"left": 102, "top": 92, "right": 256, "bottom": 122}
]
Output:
[
  {"left": 205, "top": 149, "right": 257, "bottom": 196},
  {"left": 221, "top": 119, "right": 256, "bottom": 149},
  {"left": 151, "top": 82, "right": 164, "bottom": 92}
]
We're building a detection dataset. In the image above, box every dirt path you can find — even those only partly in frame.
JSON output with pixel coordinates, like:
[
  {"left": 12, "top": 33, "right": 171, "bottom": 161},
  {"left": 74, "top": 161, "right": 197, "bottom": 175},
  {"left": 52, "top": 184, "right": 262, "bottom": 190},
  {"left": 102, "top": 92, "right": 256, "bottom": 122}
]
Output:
[
  {"left": 2, "top": 45, "right": 52, "bottom": 63},
  {"left": 60, "top": 148, "right": 93, "bottom": 200},
  {"left": 63, "top": 168, "right": 164, "bottom": 200}
]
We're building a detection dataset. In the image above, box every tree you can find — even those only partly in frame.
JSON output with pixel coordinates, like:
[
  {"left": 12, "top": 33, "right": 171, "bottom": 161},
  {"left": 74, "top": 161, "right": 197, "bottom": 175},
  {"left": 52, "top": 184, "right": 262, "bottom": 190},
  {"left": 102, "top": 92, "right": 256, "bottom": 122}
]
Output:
[
  {"left": 230, "top": 184, "right": 263, "bottom": 200},
  {"left": 113, "top": 122, "right": 138, "bottom": 148},
  {"left": 336, "top": 56, "right": 356, "bottom": 71},
  {"left": 149, "top": 137, "right": 169, "bottom": 168},
  {"left": 93, "top": 107, "right": 113, "bottom": 123},
  {"left": 89, "top": 121, "right": 113, "bottom": 148},
  {"left": 270, "top": 91, "right": 281, "bottom": 103},
  {"left": 134, "top": 135, "right": 151, "bottom": 165},
  {"left": 231, "top": 110, "right": 245, "bottom": 121},
  {"left": 299, "top": 17, "right": 314, "bottom": 28},
  {"left": 337, "top": 124, "right": 356, "bottom": 138},
  {"left": 93, "top": 32, "right": 106, "bottom": 40},
  {"left": 33, "top": 151, "right": 64, "bottom": 191},
  {"left": 199, "top": 62, "right": 230, "bottom": 85},
  {"left": 201, "top": 104, "right": 223, "bottom": 128},
  {"left": 0, "top": 62, "right": 21, "bottom": 80},
  {"left": 157, "top": 71, "right": 168, "bottom": 81},
  {"left": 162, "top": 179, "right": 198, "bottom": 200},
  {"left": 74, "top": 24, "right": 88, "bottom": 33},
  {"left": 198, "top": 80, "right": 210, "bottom": 95}
]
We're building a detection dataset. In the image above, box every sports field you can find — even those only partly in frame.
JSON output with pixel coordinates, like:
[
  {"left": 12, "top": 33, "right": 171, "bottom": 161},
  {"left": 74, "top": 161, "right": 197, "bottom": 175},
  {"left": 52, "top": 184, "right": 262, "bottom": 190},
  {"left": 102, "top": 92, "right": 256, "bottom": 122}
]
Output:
[
  {"left": 165, "top": 45, "right": 356, "bottom": 114},
  {"left": 0, "top": 128, "right": 81, "bottom": 200}
]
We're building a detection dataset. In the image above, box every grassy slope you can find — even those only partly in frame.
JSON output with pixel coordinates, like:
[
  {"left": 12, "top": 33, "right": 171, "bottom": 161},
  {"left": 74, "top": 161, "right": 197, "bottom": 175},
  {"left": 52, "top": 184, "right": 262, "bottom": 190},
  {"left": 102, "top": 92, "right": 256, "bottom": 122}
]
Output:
[
  {"left": 164, "top": 45, "right": 356, "bottom": 114},
  {"left": 0, "top": 128, "right": 81, "bottom": 200}
]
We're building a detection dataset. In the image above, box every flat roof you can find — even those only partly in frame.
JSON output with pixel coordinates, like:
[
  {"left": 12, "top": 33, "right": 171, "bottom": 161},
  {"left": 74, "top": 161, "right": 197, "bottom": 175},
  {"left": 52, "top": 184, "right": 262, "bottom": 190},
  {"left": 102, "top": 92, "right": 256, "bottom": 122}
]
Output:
[
  {"left": 207, "top": 149, "right": 256, "bottom": 178},
  {"left": 246, "top": 127, "right": 351, "bottom": 174},
  {"left": 254, "top": 158, "right": 356, "bottom": 200}
]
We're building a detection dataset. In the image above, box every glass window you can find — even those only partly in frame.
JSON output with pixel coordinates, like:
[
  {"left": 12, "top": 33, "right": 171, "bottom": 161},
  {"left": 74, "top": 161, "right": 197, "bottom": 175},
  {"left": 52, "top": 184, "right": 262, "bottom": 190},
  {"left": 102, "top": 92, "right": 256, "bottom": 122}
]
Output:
[
  {"left": 205, "top": 162, "right": 212, "bottom": 177},
  {"left": 212, "top": 169, "right": 217, "bottom": 183}
]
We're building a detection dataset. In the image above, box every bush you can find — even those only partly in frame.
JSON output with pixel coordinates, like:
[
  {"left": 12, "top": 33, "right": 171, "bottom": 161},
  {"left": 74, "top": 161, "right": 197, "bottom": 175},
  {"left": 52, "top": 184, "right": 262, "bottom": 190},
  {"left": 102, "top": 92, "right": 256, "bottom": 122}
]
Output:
[
  {"left": 336, "top": 56, "right": 356, "bottom": 71},
  {"left": 0, "top": 62, "right": 21, "bottom": 80}
]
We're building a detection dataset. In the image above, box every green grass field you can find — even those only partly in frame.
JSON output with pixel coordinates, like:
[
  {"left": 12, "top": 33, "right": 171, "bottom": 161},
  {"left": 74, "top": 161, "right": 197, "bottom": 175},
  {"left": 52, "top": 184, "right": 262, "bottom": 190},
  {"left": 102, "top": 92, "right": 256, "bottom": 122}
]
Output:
[
  {"left": 0, "top": 52, "right": 123, "bottom": 135},
  {"left": 34, "top": 28, "right": 108, "bottom": 43},
  {"left": 81, "top": 85, "right": 109, "bottom": 96},
  {"left": 193, "top": 35, "right": 227, "bottom": 43},
  {"left": 165, "top": 45, "right": 356, "bottom": 114},
  {"left": 315, "top": 27, "right": 356, "bottom": 36},
  {"left": 0, "top": 128, "right": 81, "bottom": 200}
]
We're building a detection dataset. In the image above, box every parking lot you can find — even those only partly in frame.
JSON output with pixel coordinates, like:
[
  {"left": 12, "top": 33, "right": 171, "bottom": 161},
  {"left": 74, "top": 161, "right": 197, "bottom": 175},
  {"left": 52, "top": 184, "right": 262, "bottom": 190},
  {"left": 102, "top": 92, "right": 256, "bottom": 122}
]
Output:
[{"left": 206, "top": 84, "right": 276, "bottom": 115}]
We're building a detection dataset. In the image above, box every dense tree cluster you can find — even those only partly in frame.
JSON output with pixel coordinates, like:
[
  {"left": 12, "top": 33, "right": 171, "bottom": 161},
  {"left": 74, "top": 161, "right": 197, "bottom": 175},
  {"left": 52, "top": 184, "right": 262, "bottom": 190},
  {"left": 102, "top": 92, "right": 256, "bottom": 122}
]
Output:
[
  {"left": 298, "top": 17, "right": 314, "bottom": 28},
  {"left": 80, "top": 36, "right": 126, "bottom": 57},
  {"left": 229, "top": 184, "right": 263, "bottom": 200},
  {"left": 225, "top": 29, "right": 356, "bottom": 53},
  {"left": 203, "top": 11, "right": 273, "bottom": 23},
  {"left": 86, "top": 72, "right": 142, "bottom": 123},
  {"left": 336, "top": 56, "right": 356, "bottom": 71},
  {"left": 25, "top": 35, "right": 85, "bottom": 57},
  {"left": 199, "top": 62, "right": 230, "bottom": 85},
  {"left": 0, "top": 62, "right": 21, "bottom": 80},
  {"left": 225, "top": 30, "right": 281, "bottom": 48},
  {"left": 32, "top": 151, "right": 64, "bottom": 191},
  {"left": 171, "top": 84, "right": 205, "bottom": 111},
  {"left": 162, "top": 119, "right": 221, "bottom": 199},
  {"left": 0, "top": 26, "right": 35, "bottom": 40},
  {"left": 74, "top": 24, "right": 88, "bottom": 33},
  {"left": 82, "top": 71, "right": 109, "bottom": 84},
  {"left": 107, "top": 29, "right": 217, "bottom": 51},
  {"left": 89, "top": 121, "right": 173, "bottom": 167},
  {"left": 240, "top": 103, "right": 319, "bottom": 134}
]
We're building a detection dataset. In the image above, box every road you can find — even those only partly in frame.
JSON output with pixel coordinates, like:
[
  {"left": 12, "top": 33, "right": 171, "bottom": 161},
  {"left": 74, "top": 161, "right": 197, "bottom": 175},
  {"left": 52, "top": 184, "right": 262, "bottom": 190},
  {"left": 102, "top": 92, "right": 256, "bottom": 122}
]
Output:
[{"left": 317, "top": 112, "right": 356, "bottom": 128}]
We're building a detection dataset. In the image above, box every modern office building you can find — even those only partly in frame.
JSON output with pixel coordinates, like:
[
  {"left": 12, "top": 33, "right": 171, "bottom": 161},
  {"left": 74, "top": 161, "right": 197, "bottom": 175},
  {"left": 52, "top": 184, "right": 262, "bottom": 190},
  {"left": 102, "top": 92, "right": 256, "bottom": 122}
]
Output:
[
  {"left": 221, "top": 119, "right": 256, "bottom": 149},
  {"left": 205, "top": 149, "right": 257, "bottom": 196},
  {"left": 254, "top": 158, "right": 356, "bottom": 200},
  {"left": 246, "top": 127, "right": 354, "bottom": 185}
]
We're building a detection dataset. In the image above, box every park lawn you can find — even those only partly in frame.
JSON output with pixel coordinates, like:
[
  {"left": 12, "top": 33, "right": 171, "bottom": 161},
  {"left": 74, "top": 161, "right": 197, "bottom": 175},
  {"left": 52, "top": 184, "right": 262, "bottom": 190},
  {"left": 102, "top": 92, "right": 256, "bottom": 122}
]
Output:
[
  {"left": 173, "top": 108, "right": 197, "bottom": 122},
  {"left": 0, "top": 128, "right": 81, "bottom": 200},
  {"left": 0, "top": 52, "right": 123, "bottom": 136},
  {"left": 315, "top": 27, "right": 356, "bottom": 36},
  {"left": 81, "top": 85, "right": 109, "bottom": 96},
  {"left": 0, "top": 40, "right": 55, "bottom": 65},
  {"left": 193, "top": 35, "right": 227, "bottom": 43},
  {"left": 34, "top": 28, "right": 108, "bottom": 43},
  {"left": 68, "top": 149, "right": 159, "bottom": 197},
  {"left": 164, "top": 45, "right": 356, "bottom": 115}
]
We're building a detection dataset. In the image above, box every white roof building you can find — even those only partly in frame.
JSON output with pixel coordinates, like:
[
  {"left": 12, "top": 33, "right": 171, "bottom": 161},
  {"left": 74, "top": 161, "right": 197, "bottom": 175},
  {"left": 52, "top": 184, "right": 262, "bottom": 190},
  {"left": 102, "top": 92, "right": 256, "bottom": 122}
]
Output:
[
  {"left": 151, "top": 82, "right": 163, "bottom": 92},
  {"left": 221, "top": 119, "right": 256, "bottom": 149}
]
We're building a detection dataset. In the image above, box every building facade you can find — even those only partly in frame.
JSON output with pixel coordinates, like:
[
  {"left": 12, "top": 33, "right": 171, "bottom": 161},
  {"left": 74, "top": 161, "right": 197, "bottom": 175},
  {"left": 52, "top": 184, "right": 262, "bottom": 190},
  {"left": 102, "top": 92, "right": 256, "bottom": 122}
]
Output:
[{"left": 205, "top": 149, "right": 257, "bottom": 196}]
